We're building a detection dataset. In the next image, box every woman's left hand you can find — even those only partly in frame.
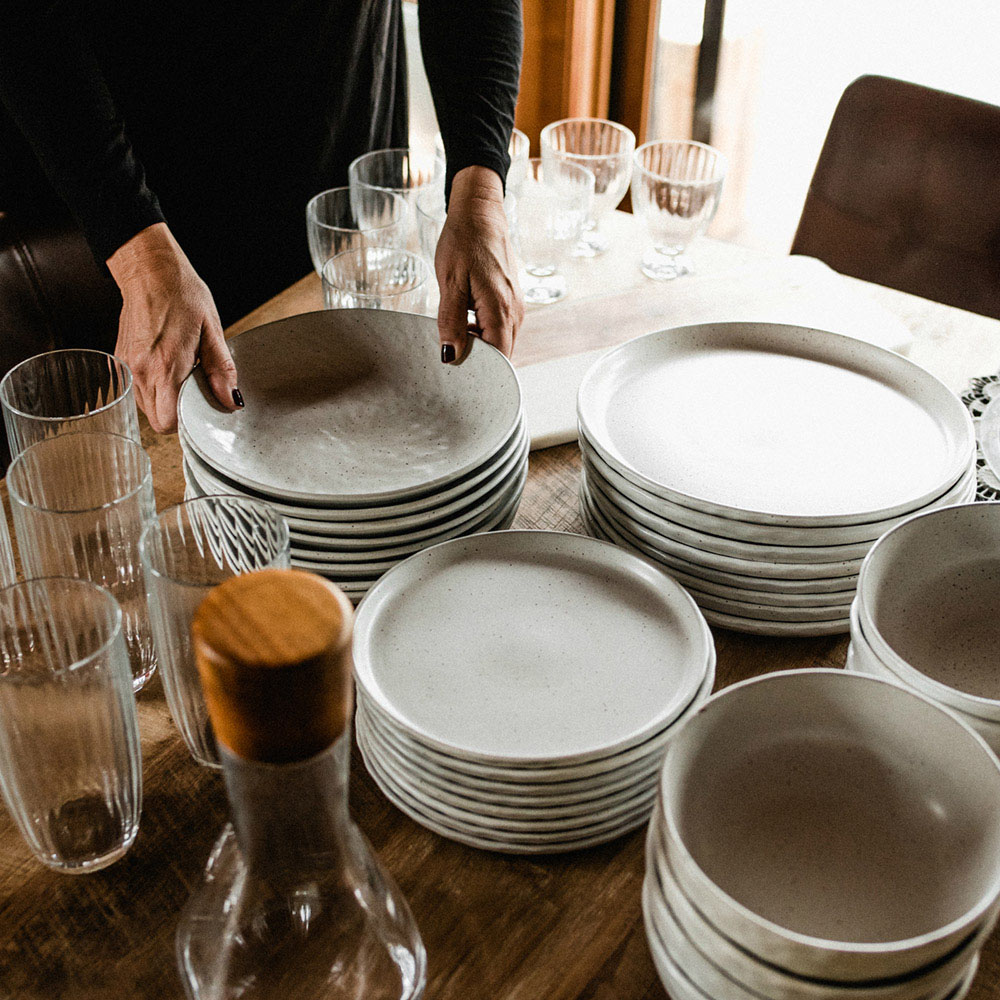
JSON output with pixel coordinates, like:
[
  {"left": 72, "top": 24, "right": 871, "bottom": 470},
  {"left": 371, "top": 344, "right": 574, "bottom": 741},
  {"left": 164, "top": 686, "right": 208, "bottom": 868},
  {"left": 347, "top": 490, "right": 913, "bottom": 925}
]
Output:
[{"left": 434, "top": 165, "right": 524, "bottom": 364}]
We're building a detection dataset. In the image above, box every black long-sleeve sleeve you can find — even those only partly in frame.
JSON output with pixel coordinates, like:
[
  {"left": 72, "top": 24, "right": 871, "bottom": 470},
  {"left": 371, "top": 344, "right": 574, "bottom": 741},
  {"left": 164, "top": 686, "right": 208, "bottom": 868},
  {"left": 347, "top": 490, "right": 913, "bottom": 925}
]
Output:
[
  {"left": 418, "top": 0, "right": 522, "bottom": 198},
  {"left": 0, "top": 2, "right": 164, "bottom": 262}
]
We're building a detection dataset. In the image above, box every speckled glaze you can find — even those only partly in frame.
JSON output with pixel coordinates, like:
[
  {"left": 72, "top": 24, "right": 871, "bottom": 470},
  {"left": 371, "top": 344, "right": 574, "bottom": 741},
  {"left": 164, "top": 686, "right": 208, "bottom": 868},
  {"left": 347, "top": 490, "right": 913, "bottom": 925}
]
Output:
[
  {"left": 578, "top": 322, "right": 973, "bottom": 525},
  {"left": 658, "top": 669, "right": 1000, "bottom": 982},
  {"left": 178, "top": 310, "right": 522, "bottom": 503},
  {"left": 644, "top": 811, "right": 990, "bottom": 1000},
  {"left": 353, "top": 530, "right": 713, "bottom": 764},
  {"left": 858, "top": 502, "right": 1000, "bottom": 714}
]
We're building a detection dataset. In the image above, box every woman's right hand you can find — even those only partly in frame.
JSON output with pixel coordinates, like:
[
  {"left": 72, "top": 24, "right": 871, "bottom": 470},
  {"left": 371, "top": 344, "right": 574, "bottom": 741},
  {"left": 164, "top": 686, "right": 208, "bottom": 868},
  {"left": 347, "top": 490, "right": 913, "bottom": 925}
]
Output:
[{"left": 107, "top": 222, "right": 241, "bottom": 433}]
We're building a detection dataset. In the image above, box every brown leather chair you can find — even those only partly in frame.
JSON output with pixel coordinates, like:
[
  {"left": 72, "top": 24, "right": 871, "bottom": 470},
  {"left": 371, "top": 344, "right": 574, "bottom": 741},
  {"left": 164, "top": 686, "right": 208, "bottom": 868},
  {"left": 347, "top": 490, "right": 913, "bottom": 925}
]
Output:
[
  {"left": 791, "top": 74, "right": 1000, "bottom": 321},
  {"left": 0, "top": 210, "right": 121, "bottom": 468}
]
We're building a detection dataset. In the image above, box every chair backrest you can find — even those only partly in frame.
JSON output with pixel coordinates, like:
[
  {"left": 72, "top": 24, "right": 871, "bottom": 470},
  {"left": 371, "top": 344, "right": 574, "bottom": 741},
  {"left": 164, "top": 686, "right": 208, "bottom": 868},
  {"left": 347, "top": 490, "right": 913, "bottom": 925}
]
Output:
[{"left": 791, "top": 74, "right": 1000, "bottom": 320}]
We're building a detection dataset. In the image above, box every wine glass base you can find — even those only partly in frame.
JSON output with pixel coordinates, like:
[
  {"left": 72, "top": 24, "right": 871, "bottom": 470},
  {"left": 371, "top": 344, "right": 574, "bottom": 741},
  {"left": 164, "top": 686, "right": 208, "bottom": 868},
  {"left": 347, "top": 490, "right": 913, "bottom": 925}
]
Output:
[
  {"left": 571, "top": 233, "right": 610, "bottom": 257},
  {"left": 523, "top": 273, "right": 568, "bottom": 305},
  {"left": 641, "top": 251, "right": 692, "bottom": 281}
]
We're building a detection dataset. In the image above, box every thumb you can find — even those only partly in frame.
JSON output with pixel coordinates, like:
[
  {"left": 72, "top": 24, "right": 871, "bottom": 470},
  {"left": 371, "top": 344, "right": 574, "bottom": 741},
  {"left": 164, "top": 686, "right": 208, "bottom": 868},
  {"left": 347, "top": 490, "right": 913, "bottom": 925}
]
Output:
[
  {"left": 200, "top": 322, "right": 241, "bottom": 411},
  {"left": 436, "top": 273, "right": 471, "bottom": 365}
]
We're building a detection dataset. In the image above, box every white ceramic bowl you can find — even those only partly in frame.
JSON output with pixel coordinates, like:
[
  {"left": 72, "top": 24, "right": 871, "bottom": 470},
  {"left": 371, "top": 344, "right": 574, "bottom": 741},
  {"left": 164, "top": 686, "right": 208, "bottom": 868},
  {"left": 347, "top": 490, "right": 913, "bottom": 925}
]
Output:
[
  {"left": 857, "top": 502, "right": 1000, "bottom": 722},
  {"left": 658, "top": 669, "right": 1000, "bottom": 981}
]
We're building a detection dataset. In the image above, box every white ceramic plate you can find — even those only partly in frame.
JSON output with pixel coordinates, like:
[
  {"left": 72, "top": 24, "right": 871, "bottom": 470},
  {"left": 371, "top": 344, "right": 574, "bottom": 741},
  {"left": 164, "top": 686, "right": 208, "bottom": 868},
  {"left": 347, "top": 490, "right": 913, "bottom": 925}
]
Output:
[
  {"left": 180, "top": 416, "right": 526, "bottom": 526},
  {"left": 701, "top": 606, "right": 849, "bottom": 637},
  {"left": 578, "top": 322, "right": 973, "bottom": 525},
  {"left": 686, "top": 587, "right": 852, "bottom": 624},
  {"left": 581, "top": 494, "right": 861, "bottom": 596},
  {"left": 580, "top": 436, "right": 977, "bottom": 547},
  {"left": 178, "top": 309, "right": 522, "bottom": 503},
  {"left": 354, "top": 530, "right": 713, "bottom": 764},
  {"left": 289, "top": 464, "right": 527, "bottom": 566}
]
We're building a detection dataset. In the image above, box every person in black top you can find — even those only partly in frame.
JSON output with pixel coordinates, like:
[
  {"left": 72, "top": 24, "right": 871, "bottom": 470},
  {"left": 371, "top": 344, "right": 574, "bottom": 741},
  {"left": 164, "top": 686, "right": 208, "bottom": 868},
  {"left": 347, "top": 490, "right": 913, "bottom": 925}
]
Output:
[{"left": 0, "top": 0, "right": 524, "bottom": 432}]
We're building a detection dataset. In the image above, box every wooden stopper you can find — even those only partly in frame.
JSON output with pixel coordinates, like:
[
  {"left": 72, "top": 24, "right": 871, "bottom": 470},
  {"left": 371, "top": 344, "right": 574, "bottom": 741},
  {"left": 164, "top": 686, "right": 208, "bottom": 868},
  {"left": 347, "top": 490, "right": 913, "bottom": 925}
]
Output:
[{"left": 192, "top": 569, "right": 355, "bottom": 764}]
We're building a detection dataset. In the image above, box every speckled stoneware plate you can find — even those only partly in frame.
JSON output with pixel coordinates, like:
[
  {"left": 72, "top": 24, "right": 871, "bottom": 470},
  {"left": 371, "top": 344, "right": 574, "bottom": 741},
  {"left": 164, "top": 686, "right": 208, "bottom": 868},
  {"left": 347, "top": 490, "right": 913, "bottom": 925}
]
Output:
[
  {"left": 578, "top": 322, "right": 973, "bottom": 526},
  {"left": 353, "top": 530, "right": 713, "bottom": 765},
  {"left": 178, "top": 309, "right": 521, "bottom": 504}
]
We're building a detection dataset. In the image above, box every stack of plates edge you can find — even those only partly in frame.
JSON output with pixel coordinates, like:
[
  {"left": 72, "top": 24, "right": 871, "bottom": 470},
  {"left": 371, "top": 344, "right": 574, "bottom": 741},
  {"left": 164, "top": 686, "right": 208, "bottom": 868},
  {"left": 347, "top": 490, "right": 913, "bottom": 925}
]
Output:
[
  {"left": 848, "top": 501, "right": 1000, "bottom": 755},
  {"left": 644, "top": 669, "right": 1000, "bottom": 1000},
  {"left": 177, "top": 309, "right": 526, "bottom": 600},
  {"left": 353, "top": 530, "right": 715, "bottom": 854},
  {"left": 577, "top": 322, "right": 976, "bottom": 636}
]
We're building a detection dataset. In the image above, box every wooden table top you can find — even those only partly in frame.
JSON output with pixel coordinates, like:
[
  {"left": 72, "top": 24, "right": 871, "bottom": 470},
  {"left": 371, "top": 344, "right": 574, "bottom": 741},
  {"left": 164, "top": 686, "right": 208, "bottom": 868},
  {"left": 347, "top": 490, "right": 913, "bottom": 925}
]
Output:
[{"left": 3, "top": 212, "right": 1000, "bottom": 999}]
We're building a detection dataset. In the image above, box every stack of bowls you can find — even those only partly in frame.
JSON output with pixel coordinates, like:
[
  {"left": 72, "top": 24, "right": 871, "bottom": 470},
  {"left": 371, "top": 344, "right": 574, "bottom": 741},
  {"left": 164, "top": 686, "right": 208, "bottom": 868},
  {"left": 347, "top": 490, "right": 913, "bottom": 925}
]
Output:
[
  {"left": 848, "top": 501, "right": 1000, "bottom": 753},
  {"left": 578, "top": 322, "right": 976, "bottom": 635},
  {"left": 178, "top": 310, "right": 526, "bottom": 600},
  {"left": 645, "top": 669, "right": 1000, "bottom": 1000},
  {"left": 354, "top": 530, "right": 715, "bottom": 853}
]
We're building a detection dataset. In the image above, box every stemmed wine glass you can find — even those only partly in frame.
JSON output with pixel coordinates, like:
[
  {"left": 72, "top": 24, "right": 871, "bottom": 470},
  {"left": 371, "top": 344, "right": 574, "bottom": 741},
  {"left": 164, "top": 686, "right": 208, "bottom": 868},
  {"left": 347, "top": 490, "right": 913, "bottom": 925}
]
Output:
[
  {"left": 540, "top": 118, "right": 635, "bottom": 257},
  {"left": 631, "top": 140, "right": 727, "bottom": 280}
]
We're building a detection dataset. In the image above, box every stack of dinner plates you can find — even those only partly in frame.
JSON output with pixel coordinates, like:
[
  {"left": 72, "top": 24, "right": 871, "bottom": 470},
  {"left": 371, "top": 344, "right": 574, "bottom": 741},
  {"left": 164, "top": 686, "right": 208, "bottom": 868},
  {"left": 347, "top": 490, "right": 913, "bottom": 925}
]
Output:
[
  {"left": 644, "top": 670, "right": 1000, "bottom": 1000},
  {"left": 848, "top": 501, "right": 1000, "bottom": 754},
  {"left": 578, "top": 322, "right": 976, "bottom": 636},
  {"left": 353, "top": 530, "right": 715, "bottom": 853},
  {"left": 178, "top": 310, "right": 526, "bottom": 600}
]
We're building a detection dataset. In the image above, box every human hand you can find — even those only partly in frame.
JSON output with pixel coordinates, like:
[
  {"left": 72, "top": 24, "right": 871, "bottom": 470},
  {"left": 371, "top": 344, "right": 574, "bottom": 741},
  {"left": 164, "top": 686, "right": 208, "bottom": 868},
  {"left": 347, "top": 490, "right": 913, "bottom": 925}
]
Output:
[
  {"left": 435, "top": 165, "right": 524, "bottom": 363},
  {"left": 107, "top": 223, "right": 240, "bottom": 433}
]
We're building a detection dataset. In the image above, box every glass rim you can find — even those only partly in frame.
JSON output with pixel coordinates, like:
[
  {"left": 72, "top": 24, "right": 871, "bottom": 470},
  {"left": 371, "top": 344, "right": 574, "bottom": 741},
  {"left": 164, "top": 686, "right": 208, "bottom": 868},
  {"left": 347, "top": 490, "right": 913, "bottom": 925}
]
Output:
[
  {"left": 0, "top": 348, "right": 134, "bottom": 424},
  {"left": 321, "top": 247, "right": 431, "bottom": 296},
  {"left": 305, "top": 186, "right": 408, "bottom": 234},
  {"left": 0, "top": 576, "right": 124, "bottom": 677},
  {"left": 633, "top": 139, "right": 728, "bottom": 184},
  {"left": 348, "top": 147, "right": 445, "bottom": 193},
  {"left": 6, "top": 431, "right": 152, "bottom": 515},
  {"left": 524, "top": 158, "right": 597, "bottom": 189},
  {"left": 139, "top": 494, "right": 290, "bottom": 587},
  {"left": 540, "top": 118, "right": 637, "bottom": 160}
]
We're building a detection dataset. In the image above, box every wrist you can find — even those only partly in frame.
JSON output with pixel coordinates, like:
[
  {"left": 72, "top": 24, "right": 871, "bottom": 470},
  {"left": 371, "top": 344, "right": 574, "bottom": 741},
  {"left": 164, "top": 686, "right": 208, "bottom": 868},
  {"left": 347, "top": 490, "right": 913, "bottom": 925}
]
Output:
[
  {"left": 450, "top": 166, "right": 504, "bottom": 206},
  {"left": 107, "top": 222, "right": 188, "bottom": 290}
]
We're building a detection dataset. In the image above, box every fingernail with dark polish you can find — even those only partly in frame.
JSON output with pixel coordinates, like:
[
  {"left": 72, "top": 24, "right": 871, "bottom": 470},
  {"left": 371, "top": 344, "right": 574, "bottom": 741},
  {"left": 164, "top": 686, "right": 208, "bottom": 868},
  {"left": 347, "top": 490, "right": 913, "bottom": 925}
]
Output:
[
  {"left": 441, "top": 344, "right": 456, "bottom": 364},
  {"left": 232, "top": 388, "right": 245, "bottom": 408}
]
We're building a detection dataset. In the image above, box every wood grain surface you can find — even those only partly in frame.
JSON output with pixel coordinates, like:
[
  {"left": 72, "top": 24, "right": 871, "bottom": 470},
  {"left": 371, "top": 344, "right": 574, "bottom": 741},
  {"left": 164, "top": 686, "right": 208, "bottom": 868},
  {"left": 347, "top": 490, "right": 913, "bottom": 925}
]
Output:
[{"left": 2, "top": 215, "right": 1000, "bottom": 999}]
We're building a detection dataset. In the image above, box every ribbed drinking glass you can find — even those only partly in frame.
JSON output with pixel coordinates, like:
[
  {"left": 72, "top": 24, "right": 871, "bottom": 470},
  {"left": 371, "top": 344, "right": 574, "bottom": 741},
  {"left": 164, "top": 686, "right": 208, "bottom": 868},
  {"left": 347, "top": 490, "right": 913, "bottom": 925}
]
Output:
[
  {"left": 0, "top": 349, "right": 140, "bottom": 460},
  {"left": 322, "top": 248, "right": 430, "bottom": 313},
  {"left": 7, "top": 432, "right": 157, "bottom": 691},
  {"left": 348, "top": 148, "right": 445, "bottom": 252},
  {"left": 512, "top": 158, "right": 594, "bottom": 305},
  {"left": 631, "top": 140, "right": 727, "bottom": 280},
  {"left": 140, "top": 497, "right": 291, "bottom": 768},
  {"left": 540, "top": 118, "right": 635, "bottom": 257},
  {"left": 306, "top": 186, "right": 408, "bottom": 276},
  {"left": 0, "top": 577, "right": 141, "bottom": 873}
]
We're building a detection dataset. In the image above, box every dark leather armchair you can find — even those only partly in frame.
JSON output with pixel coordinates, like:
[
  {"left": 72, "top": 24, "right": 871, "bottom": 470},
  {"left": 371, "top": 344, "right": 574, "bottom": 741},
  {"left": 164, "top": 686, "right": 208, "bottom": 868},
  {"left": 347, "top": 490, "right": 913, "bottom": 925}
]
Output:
[
  {"left": 791, "top": 74, "right": 1000, "bottom": 321},
  {"left": 0, "top": 210, "right": 120, "bottom": 467}
]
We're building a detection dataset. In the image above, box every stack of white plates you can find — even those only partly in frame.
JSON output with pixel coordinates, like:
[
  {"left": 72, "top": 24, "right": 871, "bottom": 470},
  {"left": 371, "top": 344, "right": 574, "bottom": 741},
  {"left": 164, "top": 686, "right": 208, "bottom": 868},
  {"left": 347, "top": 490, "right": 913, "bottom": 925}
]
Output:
[
  {"left": 848, "top": 501, "right": 1000, "bottom": 754},
  {"left": 353, "top": 530, "right": 715, "bottom": 853},
  {"left": 645, "top": 669, "right": 1000, "bottom": 1000},
  {"left": 578, "top": 322, "right": 976, "bottom": 635},
  {"left": 178, "top": 310, "right": 526, "bottom": 600}
]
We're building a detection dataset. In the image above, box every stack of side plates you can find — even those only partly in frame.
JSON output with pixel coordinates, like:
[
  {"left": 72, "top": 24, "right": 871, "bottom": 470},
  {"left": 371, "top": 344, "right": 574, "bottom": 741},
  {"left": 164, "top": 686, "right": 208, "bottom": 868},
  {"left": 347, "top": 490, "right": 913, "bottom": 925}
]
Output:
[
  {"left": 848, "top": 501, "right": 1000, "bottom": 754},
  {"left": 178, "top": 310, "right": 526, "bottom": 600},
  {"left": 644, "top": 670, "right": 1000, "bottom": 1000},
  {"left": 353, "top": 530, "right": 715, "bottom": 853},
  {"left": 578, "top": 322, "right": 975, "bottom": 636}
]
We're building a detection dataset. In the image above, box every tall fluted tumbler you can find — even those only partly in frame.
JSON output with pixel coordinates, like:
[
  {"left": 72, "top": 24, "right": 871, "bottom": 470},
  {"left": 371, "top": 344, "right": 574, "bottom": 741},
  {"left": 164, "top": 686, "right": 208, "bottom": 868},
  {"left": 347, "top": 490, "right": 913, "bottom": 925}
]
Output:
[
  {"left": 0, "top": 349, "right": 140, "bottom": 459},
  {"left": 0, "top": 577, "right": 141, "bottom": 873},
  {"left": 7, "top": 433, "right": 157, "bottom": 691},
  {"left": 140, "top": 497, "right": 291, "bottom": 767}
]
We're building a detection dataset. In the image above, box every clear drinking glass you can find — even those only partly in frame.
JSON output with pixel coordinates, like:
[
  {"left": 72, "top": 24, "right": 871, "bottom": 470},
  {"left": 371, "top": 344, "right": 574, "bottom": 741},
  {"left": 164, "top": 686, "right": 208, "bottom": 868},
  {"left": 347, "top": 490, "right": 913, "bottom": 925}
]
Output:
[
  {"left": 0, "top": 577, "right": 141, "bottom": 873},
  {"left": 0, "top": 497, "right": 15, "bottom": 588},
  {"left": 7, "top": 432, "right": 158, "bottom": 691},
  {"left": 415, "top": 186, "right": 447, "bottom": 263},
  {"left": 512, "top": 158, "right": 595, "bottom": 305},
  {"left": 140, "top": 497, "right": 291, "bottom": 768},
  {"left": 631, "top": 140, "right": 727, "bottom": 280},
  {"left": 322, "top": 248, "right": 430, "bottom": 313},
  {"left": 434, "top": 127, "right": 530, "bottom": 190},
  {"left": 540, "top": 118, "right": 636, "bottom": 257},
  {"left": 348, "top": 148, "right": 445, "bottom": 252},
  {"left": 0, "top": 349, "right": 140, "bottom": 460},
  {"left": 306, "top": 187, "right": 408, "bottom": 276}
]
